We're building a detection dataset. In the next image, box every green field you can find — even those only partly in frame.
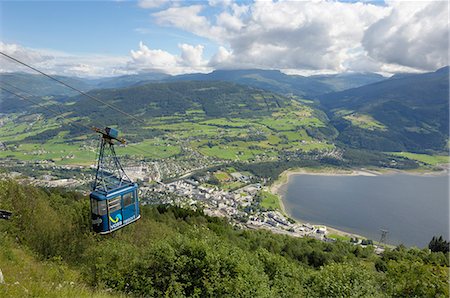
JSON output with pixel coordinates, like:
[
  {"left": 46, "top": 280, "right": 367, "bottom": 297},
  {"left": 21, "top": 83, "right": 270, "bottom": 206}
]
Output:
[
  {"left": 389, "top": 152, "right": 450, "bottom": 165},
  {"left": 117, "top": 140, "right": 181, "bottom": 160},
  {"left": 327, "top": 233, "right": 351, "bottom": 242},
  {"left": 220, "top": 181, "right": 245, "bottom": 191},
  {"left": 259, "top": 191, "right": 281, "bottom": 210},
  {"left": 214, "top": 171, "right": 231, "bottom": 182},
  {"left": 343, "top": 113, "right": 386, "bottom": 131}
]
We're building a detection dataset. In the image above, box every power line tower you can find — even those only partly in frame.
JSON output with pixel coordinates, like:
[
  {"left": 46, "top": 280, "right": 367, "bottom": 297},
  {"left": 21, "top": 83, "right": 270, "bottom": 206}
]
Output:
[
  {"left": 92, "top": 127, "right": 133, "bottom": 194},
  {"left": 379, "top": 229, "right": 389, "bottom": 247}
]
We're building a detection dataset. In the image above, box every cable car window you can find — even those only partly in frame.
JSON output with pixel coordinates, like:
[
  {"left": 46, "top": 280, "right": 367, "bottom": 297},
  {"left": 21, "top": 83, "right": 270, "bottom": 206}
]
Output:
[
  {"left": 98, "top": 200, "right": 107, "bottom": 216},
  {"left": 123, "top": 192, "right": 134, "bottom": 207},
  {"left": 108, "top": 197, "right": 121, "bottom": 213},
  {"left": 91, "top": 199, "right": 99, "bottom": 215}
]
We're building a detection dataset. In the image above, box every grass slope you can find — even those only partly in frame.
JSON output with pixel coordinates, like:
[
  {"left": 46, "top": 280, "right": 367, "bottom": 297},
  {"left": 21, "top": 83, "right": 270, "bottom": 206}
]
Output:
[{"left": 0, "top": 235, "right": 119, "bottom": 298}]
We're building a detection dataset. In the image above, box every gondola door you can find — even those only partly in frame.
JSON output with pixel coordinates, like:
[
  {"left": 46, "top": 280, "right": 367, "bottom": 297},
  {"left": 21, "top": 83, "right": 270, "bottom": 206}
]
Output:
[{"left": 122, "top": 190, "right": 137, "bottom": 225}]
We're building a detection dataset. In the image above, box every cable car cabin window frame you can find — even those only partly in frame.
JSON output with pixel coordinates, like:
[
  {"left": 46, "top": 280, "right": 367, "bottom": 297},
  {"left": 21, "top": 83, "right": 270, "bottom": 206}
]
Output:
[
  {"left": 108, "top": 196, "right": 122, "bottom": 213},
  {"left": 91, "top": 199, "right": 99, "bottom": 215},
  {"left": 98, "top": 200, "right": 107, "bottom": 216},
  {"left": 90, "top": 197, "right": 107, "bottom": 216}
]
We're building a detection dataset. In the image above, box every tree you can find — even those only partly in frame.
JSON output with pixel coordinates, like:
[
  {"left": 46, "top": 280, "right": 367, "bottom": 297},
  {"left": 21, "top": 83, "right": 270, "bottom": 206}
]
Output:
[
  {"left": 305, "top": 263, "right": 380, "bottom": 297},
  {"left": 428, "top": 235, "right": 449, "bottom": 253},
  {"left": 385, "top": 260, "right": 449, "bottom": 297}
]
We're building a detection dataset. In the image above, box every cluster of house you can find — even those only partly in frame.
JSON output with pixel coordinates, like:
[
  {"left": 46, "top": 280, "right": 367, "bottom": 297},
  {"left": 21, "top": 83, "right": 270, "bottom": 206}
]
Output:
[{"left": 141, "top": 175, "right": 332, "bottom": 240}]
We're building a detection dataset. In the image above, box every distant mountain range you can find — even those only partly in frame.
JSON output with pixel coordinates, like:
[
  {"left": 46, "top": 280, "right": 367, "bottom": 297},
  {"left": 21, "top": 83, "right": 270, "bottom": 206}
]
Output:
[
  {"left": 0, "top": 69, "right": 385, "bottom": 99},
  {"left": 319, "top": 66, "right": 449, "bottom": 152},
  {"left": 0, "top": 72, "right": 93, "bottom": 97},
  {"left": 1, "top": 67, "right": 448, "bottom": 153},
  {"left": 166, "top": 69, "right": 386, "bottom": 98}
]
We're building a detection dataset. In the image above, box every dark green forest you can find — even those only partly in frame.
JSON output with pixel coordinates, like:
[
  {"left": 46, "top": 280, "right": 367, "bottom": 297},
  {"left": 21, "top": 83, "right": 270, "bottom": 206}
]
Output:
[
  {"left": 320, "top": 67, "right": 449, "bottom": 152},
  {"left": 0, "top": 180, "right": 448, "bottom": 297}
]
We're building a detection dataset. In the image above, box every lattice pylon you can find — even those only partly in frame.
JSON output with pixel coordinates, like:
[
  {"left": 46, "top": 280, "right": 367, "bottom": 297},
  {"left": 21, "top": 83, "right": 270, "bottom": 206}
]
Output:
[{"left": 379, "top": 229, "right": 389, "bottom": 247}]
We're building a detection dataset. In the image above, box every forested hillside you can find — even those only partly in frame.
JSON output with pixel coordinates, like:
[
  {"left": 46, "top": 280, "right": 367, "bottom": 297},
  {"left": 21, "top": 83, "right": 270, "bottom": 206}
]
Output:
[
  {"left": 0, "top": 180, "right": 448, "bottom": 297},
  {"left": 319, "top": 67, "right": 449, "bottom": 152},
  {"left": 72, "top": 81, "right": 289, "bottom": 120}
]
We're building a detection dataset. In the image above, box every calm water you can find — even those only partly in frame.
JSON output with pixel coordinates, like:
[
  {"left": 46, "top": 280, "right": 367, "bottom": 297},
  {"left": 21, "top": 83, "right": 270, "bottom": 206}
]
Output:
[{"left": 281, "top": 173, "right": 449, "bottom": 247}]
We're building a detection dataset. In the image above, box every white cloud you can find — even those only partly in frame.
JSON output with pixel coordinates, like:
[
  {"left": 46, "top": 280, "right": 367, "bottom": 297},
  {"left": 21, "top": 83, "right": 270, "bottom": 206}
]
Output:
[
  {"left": 0, "top": 41, "right": 212, "bottom": 77},
  {"left": 2, "top": 1, "right": 447, "bottom": 77},
  {"left": 209, "top": 46, "right": 232, "bottom": 67},
  {"left": 130, "top": 41, "right": 178, "bottom": 70},
  {"left": 208, "top": 0, "right": 232, "bottom": 7},
  {"left": 128, "top": 41, "right": 211, "bottom": 74},
  {"left": 0, "top": 42, "right": 132, "bottom": 77},
  {"left": 153, "top": 5, "right": 211, "bottom": 36},
  {"left": 151, "top": 1, "right": 388, "bottom": 72},
  {"left": 151, "top": 0, "right": 448, "bottom": 74},
  {"left": 179, "top": 44, "right": 206, "bottom": 67},
  {"left": 216, "top": 11, "right": 244, "bottom": 31},
  {"left": 138, "top": 0, "right": 170, "bottom": 9},
  {"left": 362, "top": 0, "right": 449, "bottom": 71},
  {"left": 0, "top": 42, "right": 56, "bottom": 73}
]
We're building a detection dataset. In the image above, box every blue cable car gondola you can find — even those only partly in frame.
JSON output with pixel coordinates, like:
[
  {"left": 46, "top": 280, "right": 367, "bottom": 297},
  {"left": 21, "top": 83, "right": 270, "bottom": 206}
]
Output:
[{"left": 90, "top": 127, "right": 140, "bottom": 234}]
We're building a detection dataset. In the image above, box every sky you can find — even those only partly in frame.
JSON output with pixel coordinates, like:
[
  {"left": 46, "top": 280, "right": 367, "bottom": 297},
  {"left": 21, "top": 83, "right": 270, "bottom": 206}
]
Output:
[{"left": 0, "top": 0, "right": 448, "bottom": 77}]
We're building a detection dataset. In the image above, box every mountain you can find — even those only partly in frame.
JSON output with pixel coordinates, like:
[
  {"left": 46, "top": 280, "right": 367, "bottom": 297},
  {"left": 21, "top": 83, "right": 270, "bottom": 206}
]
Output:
[
  {"left": 0, "top": 72, "right": 169, "bottom": 101},
  {"left": 0, "top": 72, "right": 94, "bottom": 97},
  {"left": 2, "top": 68, "right": 447, "bottom": 154},
  {"left": 0, "top": 72, "right": 172, "bottom": 114},
  {"left": 69, "top": 80, "right": 294, "bottom": 122},
  {"left": 319, "top": 67, "right": 449, "bottom": 152},
  {"left": 166, "top": 69, "right": 331, "bottom": 97},
  {"left": 310, "top": 72, "right": 386, "bottom": 92},
  {"left": 0, "top": 70, "right": 386, "bottom": 102},
  {"left": 166, "top": 69, "right": 386, "bottom": 98},
  {"left": 0, "top": 72, "right": 98, "bottom": 113},
  {"left": 92, "top": 72, "right": 170, "bottom": 89}
]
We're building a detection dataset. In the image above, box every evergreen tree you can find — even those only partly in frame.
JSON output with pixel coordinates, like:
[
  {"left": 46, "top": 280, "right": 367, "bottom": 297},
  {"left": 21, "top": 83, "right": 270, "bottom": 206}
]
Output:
[{"left": 428, "top": 235, "right": 449, "bottom": 253}]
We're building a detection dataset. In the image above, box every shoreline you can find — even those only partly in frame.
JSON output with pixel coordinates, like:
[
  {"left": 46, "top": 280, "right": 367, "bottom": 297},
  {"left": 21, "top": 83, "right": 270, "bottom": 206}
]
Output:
[{"left": 269, "top": 166, "right": 449, "bottom": 243}]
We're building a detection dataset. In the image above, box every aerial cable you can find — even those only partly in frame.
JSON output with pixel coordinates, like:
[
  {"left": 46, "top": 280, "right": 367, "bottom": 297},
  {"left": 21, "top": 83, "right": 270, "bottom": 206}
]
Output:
[
  {"left": 1, "top": 84, "right": 158, "bottom": 158},
  {"left": 3, "top": 80, "right": 43, "bottom": 98},
  {"left": 0, "top": 51, "right": 147, "bottom": 126},
  {"left": 0, "top": 85, "right": 94, "bottom": 133},
  {"left": 0, "top": 53, "right": 179, "bottom": 160},
  {"left": 1, "top": 80, "right": 66, "bottom": 114},
  {"left": 0, "top": 90, "right": 157, "bottom": 177},
  {"left": 1, "top": 80, "right": 111, "bottom": 130}
]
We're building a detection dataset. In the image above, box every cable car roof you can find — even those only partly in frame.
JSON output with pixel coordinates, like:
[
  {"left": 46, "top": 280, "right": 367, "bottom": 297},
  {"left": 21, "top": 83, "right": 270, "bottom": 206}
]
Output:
[{"left": 91, "top": 183, "right": 137, "bottom": 200}]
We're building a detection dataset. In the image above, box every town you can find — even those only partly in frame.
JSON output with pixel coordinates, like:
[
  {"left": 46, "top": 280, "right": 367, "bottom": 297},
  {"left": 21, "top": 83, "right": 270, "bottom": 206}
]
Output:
[{"left": 1, "top": 156, "right": 379, "bottom": 250}]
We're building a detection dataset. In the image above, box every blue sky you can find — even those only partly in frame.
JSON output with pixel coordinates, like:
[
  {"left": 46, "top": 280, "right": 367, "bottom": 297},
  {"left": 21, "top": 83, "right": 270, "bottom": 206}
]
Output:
[
  {"left": 0, "top": 0, "right": 447, "bottom": 77},
  {"left": 1, "top": 1, "right": 215, "bottom": 56}
]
